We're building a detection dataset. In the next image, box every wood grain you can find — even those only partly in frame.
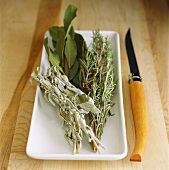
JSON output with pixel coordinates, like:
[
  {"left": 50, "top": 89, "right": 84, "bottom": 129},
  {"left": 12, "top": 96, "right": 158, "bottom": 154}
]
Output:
[
  {"left": 142, "top": 0, "right": 169, "bottom": 141},
  {"left": 0, "top": 0, "right": 168, "bottom": 169},
  {"left": 0, "top": 0, "right": 61, "bottom": 169},
  {"left": 0, "top": 0, "right": 40, "bottom": 168}
]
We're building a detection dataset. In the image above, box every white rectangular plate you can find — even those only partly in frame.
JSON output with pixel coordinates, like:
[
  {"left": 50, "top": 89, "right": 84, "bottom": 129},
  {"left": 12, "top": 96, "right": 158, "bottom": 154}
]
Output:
[{"left": 26, "top": 30, "right": 127, "bottom": 160}]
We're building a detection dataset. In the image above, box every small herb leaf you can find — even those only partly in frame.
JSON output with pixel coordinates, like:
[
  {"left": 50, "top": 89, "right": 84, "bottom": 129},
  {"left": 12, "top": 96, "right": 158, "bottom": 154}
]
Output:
[
  {"left": 44, "top": 37, "right": 49, "bottom": 56},
  {"left": 64, "top": 4, "right": 77, "bottom": 33},
  {"left": 71, "top": 71, "right": 80, "bottom": 88},
  {"left": 65, "top": 24, "right": 75, "bottom": 39},
  {"left": 44, "top": 38, "right": 63, "bottom": 73},
  {"left": 68, "top": 59, "right": 79, "bottom": 80},
  {"left": 75, "top": 33, "right": 86, "bottom": 59},
  {"left": 75, "top": 94, "right": 89, "bottom": 104},
  {"left": 65, "top": 34, "right": 77, "bottom": 69},
  {"left": 49, "top": 49, "right": 63, "bottom": 73},
  {"left": 49, "top": 26, "right": 65, "bottom": 60}
]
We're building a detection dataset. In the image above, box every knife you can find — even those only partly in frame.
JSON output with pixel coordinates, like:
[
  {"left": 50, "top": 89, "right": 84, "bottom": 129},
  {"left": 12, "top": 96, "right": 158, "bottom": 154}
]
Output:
[{"left": 125, "top": 29, "right": 148, "bottom": 162}]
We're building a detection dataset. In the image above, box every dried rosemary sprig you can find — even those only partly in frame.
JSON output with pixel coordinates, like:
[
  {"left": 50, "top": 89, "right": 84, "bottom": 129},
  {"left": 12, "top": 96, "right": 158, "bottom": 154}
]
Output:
[
  {"left": 80, "top": 30, "right": 116, "bottom": 152},
  {"left": 31, "top": 66, "right": 105, "bottom": 154}
]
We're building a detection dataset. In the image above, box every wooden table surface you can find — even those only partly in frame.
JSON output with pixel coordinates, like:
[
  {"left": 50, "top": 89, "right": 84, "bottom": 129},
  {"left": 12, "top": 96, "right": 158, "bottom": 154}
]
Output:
[{"left": 0, "top": 0, "right": 168, "bottom": 169}]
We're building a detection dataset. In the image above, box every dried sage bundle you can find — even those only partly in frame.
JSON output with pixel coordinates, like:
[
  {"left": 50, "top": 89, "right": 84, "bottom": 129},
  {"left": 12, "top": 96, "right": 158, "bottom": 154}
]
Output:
[{"left": 31, "top": 66, "right": 105, "bottom": 154}]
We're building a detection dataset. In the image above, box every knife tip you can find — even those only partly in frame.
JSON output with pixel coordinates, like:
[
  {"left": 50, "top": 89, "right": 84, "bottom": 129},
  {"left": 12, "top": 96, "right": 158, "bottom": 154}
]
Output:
[{"left": 126, "top": 28, "right": 131, "bottom": 37}]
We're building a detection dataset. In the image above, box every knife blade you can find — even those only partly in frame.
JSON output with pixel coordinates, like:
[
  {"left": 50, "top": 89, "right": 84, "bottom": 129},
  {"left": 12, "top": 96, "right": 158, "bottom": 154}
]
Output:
[{"left": 125, "top": 29, "right": 148, "bottom": 162}]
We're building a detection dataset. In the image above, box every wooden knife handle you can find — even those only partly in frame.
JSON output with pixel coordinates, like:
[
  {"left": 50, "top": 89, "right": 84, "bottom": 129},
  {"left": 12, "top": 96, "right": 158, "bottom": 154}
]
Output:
[{"left": 129, "top": 81, "right": 148, "bottom": 162}]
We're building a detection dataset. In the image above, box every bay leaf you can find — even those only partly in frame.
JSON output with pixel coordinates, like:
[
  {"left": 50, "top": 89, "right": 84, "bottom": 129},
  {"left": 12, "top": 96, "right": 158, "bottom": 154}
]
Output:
[
  {"left": 65, "top": 34, "right": 77, "bottom": 69},
  {"left": 64, "top": 4, "right": 77, "bottom": 35},
  {"left": 48, "top": 49, "right": 63, "bottom": 73},
  {"left": 71, "top": 71, "right": 80, "bottom": 88},
  {"left": 75, "top": 32, "right": 87, "bottom": 59},
  {"left": 69, "top": 33, "right": 87, "bottom": 86},
  {"left": 68, "top": 59, "right": 79, "bottom": 80},
  {"left": 44, "top": 37, "right": 63, "bottom": 73},
  {"left": 44, "top": 37, "right": 49, "bottom": 56},
  {"left": 65, "top": 25, "right": 75, "bottom": 39},
  {"left": 49, "top": 26, "right": 64, "bottom": 41},
  {"left": 49, "top": 26, "right": 65, "bottom": 60},
  {"left": 63, "top": 56, "right": 69, "bottom": 76}
]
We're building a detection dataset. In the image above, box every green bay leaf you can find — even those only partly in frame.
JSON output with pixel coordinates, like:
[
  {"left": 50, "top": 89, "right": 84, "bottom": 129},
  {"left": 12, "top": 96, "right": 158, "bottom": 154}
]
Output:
[
  {"left": 68, "top": 59, "right": 79, "bottom": 80},
  {"left": 65, "top": 34, "right": 77, "bottom": 69},
  {"left": 65, "top": 25, "right": 75, "bottom": 39},
  {"left": 44, "top": 37, "right": 49, "bottom": 56},
  {"left": 49, "top": 26, "right": 64, "bottom": 41},
  {"left": 75, "top": 33, "right": 87, "bottom": 59},
  {"left": 71, "top": 71, "right": 80, "bottom": 88},
  {"left": 64, "top": 4, "right": 77, "bottom": 32},
  {"left": 49, "top": 26, "right": 65, "bottom": 60},
  {"left": 48, "top": 48, "right": 63, "bottom": 73}
]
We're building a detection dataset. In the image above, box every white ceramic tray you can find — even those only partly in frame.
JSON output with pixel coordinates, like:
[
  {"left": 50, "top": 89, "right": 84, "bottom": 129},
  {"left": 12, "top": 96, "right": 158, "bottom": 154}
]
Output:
[{"left": 26, "top": 30, "right": 127, "bottom": 160}]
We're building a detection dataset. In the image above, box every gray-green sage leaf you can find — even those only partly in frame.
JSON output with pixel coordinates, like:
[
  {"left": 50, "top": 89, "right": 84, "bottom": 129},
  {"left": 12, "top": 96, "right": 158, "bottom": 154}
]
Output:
[{"left": 31, "top": 66, "right": 105, "bottom": 154}]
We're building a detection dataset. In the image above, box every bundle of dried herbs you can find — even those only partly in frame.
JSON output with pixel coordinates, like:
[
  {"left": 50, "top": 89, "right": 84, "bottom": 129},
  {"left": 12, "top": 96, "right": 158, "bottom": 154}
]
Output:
[
  {"left": 80, "top": 30, "right": 116, "bottom": 152},
  {"left": 31, "top": 66, "right": 105, "bottom": 154},
  {"left": 44, "top": 4, "right": 86, "bottom": 88}
]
